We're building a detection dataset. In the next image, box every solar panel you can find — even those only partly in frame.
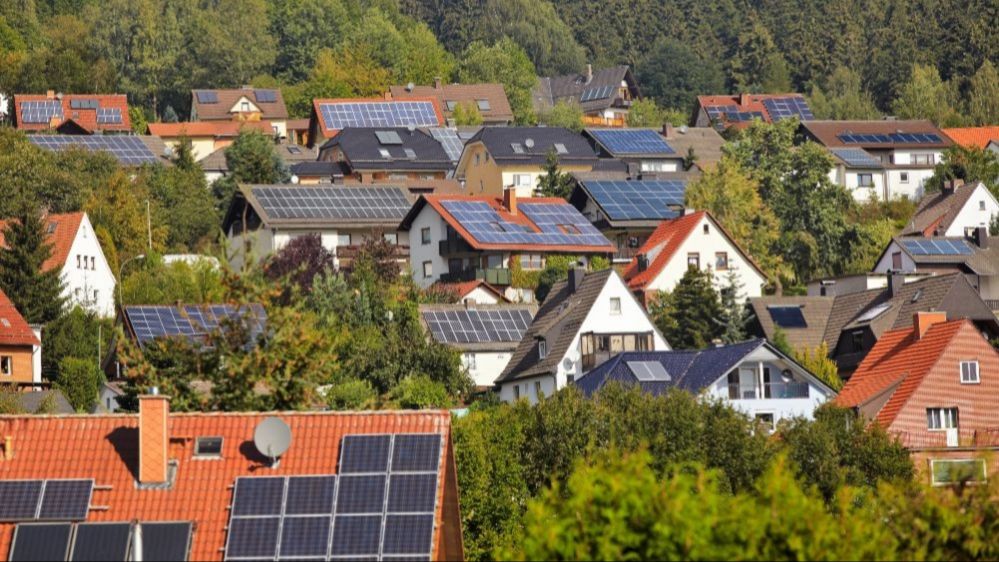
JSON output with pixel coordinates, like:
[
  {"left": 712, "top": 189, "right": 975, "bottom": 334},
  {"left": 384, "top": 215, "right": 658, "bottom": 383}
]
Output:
[
  {"left": 20, "top": 100, "right": 64, "bottom": 124},
  {"left": 768, "top": 306, "right": 807, "bottom": 328},
  {"left": 626, "top": 361, "right": 671, "bottom": 382},
  {"left": 855, "top": 302, "right": 891, "bottom": 323},
  {"left": 196, "top": 91, "right": 218, "bottom": 104},
  {"left": 38, "top": 480, "right": 93, "bottom": 521},
  {"left": 391, "top": 435, "right": 442, "bottom": 473},
  {"left": 318, "top": 101, "right": 440, "bottom": 130},
  {"left": 441, "top": 200, "right": 610, "bottom": 248},
  {"left": 255, "top": 89, "right": 278, "bottom": 103},
  {"left": 762, "top": 97, "right": 814, "bottom": 121},
  {"left": 427, "top": 128, "right": 464, "bottom": 162},
  {"left": 69, "top": 99, "right": 99, "bottom": 110},
  {"left": 387, "top": 474, "right": 437, "bottom": 513},
  {"left": 724, "top": 111, "right": 765, "bottom": 122},
  {"left": 382, "top": 515, "right": 434, "bottom": 556},
  {"left": 901, "top": 239, "right": 974, "bottom": 256},
  {"left": 336, "top": 475, "right": 387, "bottom": 514},
  {"left": 279, "top": 516, "right": 331, "bottom": 558},
  {"left": 705, "top": 105, "right": 739, "bottom": 120},
  {"left": 830, "top": 148, "right": 881, "bottom": 168},
  {"left": 231, "top": 477, "right": 285, "bottom": 516},
  {"left": 70, "top": 522, "right": 131, "bottom": 561},
  {"left": 225, "top": 517, "right": 281, "bottom": 558},
  {"left": 124, "top": 304, "right": 266, "bottom": 348},
  {"left": 0, "top": 480, "right": 44, "bottom": 520},
  {"left": 339, "top": 434, "right": 393, "bottom": 474},
  {"left": 9, "top": 523, "right": 73, "bottom": 562},
  {"left": 589, "top": 129, "right": 675, "bottom": 155},
  {"left": 580, "top": 85, "right": 614, "bottom": 102},
  {"left": 139, "top": 522, "right": 192, "bottom": 561},
  {"left": 582, "top": 179, "right": 686, "bottom": 221},
  {"left": 96, "top": 108, "right": 123, "bottom": 125},
  {"left": 252, "top": 186, "right": 412, "bottom": 222},
  {"left": 27, "top": 136, "right": 158, "bottom": 166},
  {"left": 837, "top": 132, "right": 943, "bottom": 144},
  {"left": 376, "top": 131, "right": 403, "bottom": 145},
  {"left": 421, "top": 308, "right": 534, "bottom": 345},
  {"left": 330, "top": 515, "right": 382, "bottom": 557},
  {"left": 285, "top": 476, "right": 337, "bottom": 515}
]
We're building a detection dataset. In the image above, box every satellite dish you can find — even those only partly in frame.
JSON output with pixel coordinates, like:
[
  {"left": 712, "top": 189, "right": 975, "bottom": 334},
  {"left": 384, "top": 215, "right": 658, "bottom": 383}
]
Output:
[
  {"left": 291, "top": 174, "right": 300, "bottom": 184},
  {"left": 525, "top": 138, "right": 535, "bottom": 148},
  {"left": 562, "top": 357, "right": 574, "bottom": 371},
  {"left": 406, "top": 82, "right": 415, "bottom": 92},
  {"left": 407, "top": 124, "right": 416, "bottom": 134},
  {"left": 254, "top": 417, "right": 292, "bottom": 466}
]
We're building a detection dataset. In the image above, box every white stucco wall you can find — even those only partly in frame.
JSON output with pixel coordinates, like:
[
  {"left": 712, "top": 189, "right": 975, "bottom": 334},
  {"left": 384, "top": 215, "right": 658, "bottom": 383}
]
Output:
[
  {"left": 833, "top": 167, "right": 887, "bottom": 202},
  {"left": 498, "top": 373, "right": 557, "bottom": 403},
  {"left": 227, "top": 226, "right": 408, "bottom": 269},
  {"left": 60, "top": 215, "right": 116, "bottom": 317},
  {"left": 872, "top": 242, "right": 918, "bottom": 274},
  {"left": 462, "top": 350, "right": 513, "bottom": 387},
  {"left": 461, "top": 287, "right": 502, "bottom": 305},
  {"left": 500, "top": 170, "right": 543, "bottom": 197},
  {"left": 940, "top": 184, "right": 999, "bottom": 237},
  {"left": 408, "top": 206, "right": 450, "bottom": 288}
]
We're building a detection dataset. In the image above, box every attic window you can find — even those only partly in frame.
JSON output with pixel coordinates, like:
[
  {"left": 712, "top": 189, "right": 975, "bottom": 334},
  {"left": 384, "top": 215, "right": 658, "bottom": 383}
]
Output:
[
  {"left": 194, "top": 436, "right": 223, "bottom": 458},
  {"left": 403, "top": 148, "right": 417, "bottom": 160},
  {"left": 554, "top": 143, "right": 568, "bottom": 154},
  {"left": 476, "top": 99, "right": 491, "bottom": 111},
  {"left": 511, "top": 143, "right": 524, "bottom": 154},
  {"left": 375, "top": 131, "right": 403, "bottom": 145},
  {"left": 47, "top": 222, "right": 57, "bottom": 234},
  {"left": 538, "top": 338, "right": 548, "bottom": 359},
  {"left": 911, "top": 289, "right": 922, "bottom": 303},
  {"left": 287, "top": 146, "right": 302, "bottom": 154},
  {"left": 445, "top": 100, "right": 458, "bottom": 111},
  {"left": 378, "top": 148, "right": 392, "bottom": 159}
]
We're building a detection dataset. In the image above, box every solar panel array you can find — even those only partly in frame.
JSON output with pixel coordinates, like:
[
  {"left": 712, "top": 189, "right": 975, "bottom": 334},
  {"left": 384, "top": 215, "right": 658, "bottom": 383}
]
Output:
[
  {"left": 9, "top": 521, "right": 192, "bottom": 561},
  {"left": 427, "top": 128, "right": 464, "bottom": 162},
  {"left": 97, "top": 107, "right": 123, "bottom": 125},
  {"left": 705, "top": 105, "right": 739, "bottom": 120},
  {"left": 318, "top": 101, "right": 440, "bottom": 130},
  {"left": 441, "top": 200, "right": 610, "bottom": 247},
  {"left": 20, "top": 100, "right": 64, "bottom": 124},
  {"left": 580, "top": 86, "right": 615, "bottom": 102},
  {"left": 627, "top": 361, "right": 671, "bottom": 381},
  {"left": 196, "top": 91, "right": 218, "bottom": 104},
  {"left": 69, "top": 99, "right": 99, "bottom": 110},
  {"left": 830, "top": 148, "right": 882, "bottom": 168},
  {"left": 762, "top": 97, "right": 814, "bottom": 121},
  {"left": 223, "top": 433, "right": 442, "bottom": 561},
  {"left": 252, "top": 186, "right": 412, "bottom": 221},
  {"left": 375, "top": 131, "right": 403, "bottom": 145},
  {"left": 724, "top": 111, "right": 765, "bottom": 122},
  {"left": 901, "top": 239, "right": 974, "bottom": 256},
  {"left": 589, "top": 129, "right": 675, "bottom": 155},
  {"left": 583, "top": 180, "right": 685, "bottom": 221},
  {"left": 767, "top": 306, "right": 807, "bottom": 328},
  {"left": 837, "top": 132, "right": 944, "bottom": 144},
  {"left": 27, "top": 136, "right": 159, "bottom": 165},
  {"left": 255, "top": 89, "right": 278, "bottom": 103},
  {"left": 422, "top": 308, "right": 534, "bottom": 344},
  {"left": 125, "top": 304, "right": 266, "bottom": 348},
  {"left": 0, "top": 479, "right": 93, "bottom": 522}
]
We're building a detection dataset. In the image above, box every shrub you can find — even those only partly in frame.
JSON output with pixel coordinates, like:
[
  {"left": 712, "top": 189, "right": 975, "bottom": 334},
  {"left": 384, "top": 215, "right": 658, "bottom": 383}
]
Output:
[{"left": 326, "top": 378, "right": 378, "bottom": 410}]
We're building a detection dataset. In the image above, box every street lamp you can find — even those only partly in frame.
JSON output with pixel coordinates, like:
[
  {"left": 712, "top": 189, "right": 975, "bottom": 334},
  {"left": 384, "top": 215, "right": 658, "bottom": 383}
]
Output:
[{"left": 117, "top": 254, "right": 146, "bottom": 310}]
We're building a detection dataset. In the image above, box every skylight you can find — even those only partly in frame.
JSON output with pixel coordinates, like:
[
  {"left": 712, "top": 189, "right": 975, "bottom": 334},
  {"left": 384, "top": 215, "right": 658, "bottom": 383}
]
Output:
[{"left": 855, "top": 302, "right": 891, "bottom": 323}]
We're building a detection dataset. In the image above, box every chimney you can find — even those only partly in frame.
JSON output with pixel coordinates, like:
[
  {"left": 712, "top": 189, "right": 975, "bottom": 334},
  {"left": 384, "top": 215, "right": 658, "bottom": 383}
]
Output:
[
  {"left": 637, "top": 254, "right": 649, "bottom": 272},
  {"left": 887, "top": 270, "right": 904, "bottom": 297},
  {"left": 740, "top": 93, "right": 752, "bottom": 106},
  {"left": 138, "top": 391, "right": 169, "bottom": 485},
  {"left": 942, "top": 179, "right": 964, "bottom": 195},
  {"left": 712, "top": 339, "right": 724, "bottom": 348},
  {"left": 662, "top": 123, "right": 673, "bottom": 138},
  {"left": 46, "top": 90, "right": 55, "bottom": 99},
  {"left": 914, "top": 311, "right": 947, "bottom": 340},
  {"left": 433, "top": 77, "right": 442, "bottom": 90},
  {"left": 972, "top": 226, "right": 989, "bottom": 249},
  {"left": 503, "top": 187, "right": 517, "bottom": 216},
  {"left": 585, "top": 64, "right": 593, "bottom": 85},
  {"left": 383, "top": 92, "right": 392, "bottom": 100},
  {"left": 567, "top": 267, "right": 585, "bottom": 294}
]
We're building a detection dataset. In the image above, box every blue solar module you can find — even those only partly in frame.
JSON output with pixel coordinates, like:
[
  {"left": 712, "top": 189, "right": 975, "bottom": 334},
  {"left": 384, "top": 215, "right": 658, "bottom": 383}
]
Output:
[
  {"left": 339, "top": 434, "right": 393, "bottom": 474},
  {"left": 255, "top": 89, "right": 278, "bottom": 103},
  {"left": 336, "top": 475, "right": 387, "bottom": 515},
  {"left": 330, "top": 515, "right": 382, "bottom": 557},
  {"left": 762, "top": 97, "right": 814, "bottom": 121},
  {"left": 124, "top": 304, "right": 266, "bottom": 349},
  {"left": 724, "top": 111, "right": 765, "bottom": 122},
  {"left": 195, "top": 91, "right": 218, "bottom": 104},
  {"left": 837, "top": 132, "right": 943, "bottom": 144},
  {"left": 427, "top": 127, "right": 465, "bottom": 162},
  {"left": 27, "top": 136, "right": 159, "bottom": 166},
  {"left": 96, "top": 108, "right": 122, "bottom": 125},
  {"left": 580, "top": 85, "right": 614, "bottom": 102},
  {"left": 441, "top": 200, "right": 610, "bottom": 248},
  {"left": 318, "top": 101, "right": 440, "bottom": 130},
  {"left": 37, "top": 480, "right": 93, "bottom": 521},
  {"left": 20, "top": 100, "right": 64, "bottom": 124},
  {"left": 231, "top": 477, "right": 285, "bottom": 516},
  {"left": 285, "top": 476, "right": 337, "bottom": 516},
  {"left": 279, "top": 516, "right": 330, "bottom": 558},
  {"left": 582, "top": 180, "right": 686, "bottom": 221},
  {"left": 391, "top": 435, "right": 442, "bottom": 473},
  {"left": 0, "top": 481, "right": 44, "bottom": 521},
  {"left": 589, "top": 129, "right": 675, "bottom": 155},
  {"left": 252, "top": 186, "right": 413, "bottom": 222},
  {"left": 9, "top": 523, "right": 73, "bottom": 562},
  {"left": 901, "top": 239, "right": 974, "bottom": 256},
  {"left": 139, "top": 522, "right": 193, "bottom": 561},
  {"left": 421, "top": 308, "right": 534, "bottom": 344},
  {"left": 225, "top": 517, "right": 281, "bottom": 558},
  {"left": 382, "top": 515, "right": 434, "bottom": 556},
  {"left": 69, "top": 99, "right": 99, "bottom": 110},
  {"left": 830, "top": 148, "right": 882, "bottom": 168},
  {"left": 387, "top": 474, "right": 437, "bottom": 513},
  {"left": 70, "top": 522, "right": 131, "bottom": 561},
  {"left": 767, "top": 306, "right": 807, "bottom": 328},
  {"left": 706, "top": 105, "right": 738, "bottom": 120}
]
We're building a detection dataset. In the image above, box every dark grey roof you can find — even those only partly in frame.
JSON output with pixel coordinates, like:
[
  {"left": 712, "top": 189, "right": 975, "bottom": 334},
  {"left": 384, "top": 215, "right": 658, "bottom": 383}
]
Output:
[
  {"left": 319, "top": 127, "right": 452, "bottom": 171},
  {"left": 468, "top": 127, "right": 598, "bottom": 166},
  {"left": 534, "top": 66, "right": 636, "bottom": 113},
  {"left": 13, "top": 390, "right": 75, "bottom": 414},
  {"left": 903, "top": 183, "right": 990, "bottom": 236},
  {"left": 290, "top": 161, "right": 342, "bottom": 177}
]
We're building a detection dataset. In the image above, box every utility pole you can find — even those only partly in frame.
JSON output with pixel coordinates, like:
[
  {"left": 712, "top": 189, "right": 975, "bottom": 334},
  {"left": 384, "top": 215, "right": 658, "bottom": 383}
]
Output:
[{"left": 146, "top": 200, "right": 152, "bottom": 251}]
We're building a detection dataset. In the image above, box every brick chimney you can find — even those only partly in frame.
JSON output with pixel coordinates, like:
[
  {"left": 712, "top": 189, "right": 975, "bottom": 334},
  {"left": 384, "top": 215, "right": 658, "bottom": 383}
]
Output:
[
  {"left": 662, "top": 123, "right": 673, "bottom": 138},
  {"left": 46, "top": 90, "right": 55, "bottom": 99},
  {"left": 503, "top": 187, "right": 517, "bottom": 216},
  {"left": 740, "top": 93, "right": 752, "bottom": 106},
  {"left": 585, "top": 64, "right": 593, "bottom": 85},
  {"left": 433, "top": 77, "right": 442, "bottom": 90},
  {"left": 972, "top": 226, "right": 989, "bottom": 249},
  {"left": 567, "top": 267, "right": 585, "bottom": 294},
  {"left": 887, "top": 270, "right": 904, "bottom": 297},
  {"left": 138, "top": 392, "right": 170, "bottom": 485},
  {"left": 914, "top": 311, "right": 947, "bottom": 340}
]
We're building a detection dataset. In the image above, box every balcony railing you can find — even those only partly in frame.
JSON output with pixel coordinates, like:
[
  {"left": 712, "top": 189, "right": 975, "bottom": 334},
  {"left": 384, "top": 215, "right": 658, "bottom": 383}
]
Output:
[
  {"left": 612, "top": 246, "right": 643, "bottom": 262},
  {"left": 439, "top": 267, "right": 512, "bottom": 285},
  {"left": 727, "top": 381, "right": 810, "bottom": 400},
  {"left": 984, "top": 299, "right": 999, "bottom": 311}
]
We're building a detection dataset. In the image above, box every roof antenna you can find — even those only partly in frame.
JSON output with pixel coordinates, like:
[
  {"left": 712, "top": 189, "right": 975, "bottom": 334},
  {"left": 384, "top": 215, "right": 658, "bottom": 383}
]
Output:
[{"left": 253, "top": 417, "right": 292, "bottom": 468}]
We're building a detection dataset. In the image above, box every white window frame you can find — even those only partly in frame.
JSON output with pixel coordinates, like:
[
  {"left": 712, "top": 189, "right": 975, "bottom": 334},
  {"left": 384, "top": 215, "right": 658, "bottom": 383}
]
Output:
[
  {"left": 960, "top": 360, "right": 980, "bottom": 384},
  {"left": 755, "top": 412, "right": 776, "bottom": 433},
  {"left": 422, "top": 261, "right": 432, "bottom": 278},
  {"left": 463, "top": 352, "right": 477, "bottom": 370},
  {"left": 927, "top": 407, "right": 959, "bottom": 431},
  {"left": 609, "top": 297, "right": 622, "bottom": 315},
  {"left": 900, "top": 172, "right": 909, "bottom": 184},
  {"left": 538, "top": 339, "right": 547, "bottom": 359},
  {"left": 383, "top": 232, "right": 398, "bottom": 245},
  {"left": 930, "top": 458, "right": 987, "bottom": 487},
  {"left": 857, "top": 173, "right": 874, "bottom": 187},
  {"left": 194, "top": 436, "right": 224, "bottom": 458},
  {"left": 512, "top": 174, "right": 532, "bottom": 187},
  {"left": 337, "top": 233, "right": 351, "bottom": 246},
  {"left": 420, "top": 227, "right": 431, "bottom": 245}
]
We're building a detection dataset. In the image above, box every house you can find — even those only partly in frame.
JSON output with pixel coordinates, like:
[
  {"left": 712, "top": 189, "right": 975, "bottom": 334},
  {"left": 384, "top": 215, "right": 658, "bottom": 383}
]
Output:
[
  {"left": 200, "top": 141, "right": 318, "bottom": 184},
  {"left": 0, "top": 289, "right": 41, "bottom": 387},
  {"left": 692, "top": 93, "right": 814, "bottom": 129},
  {"left": 317, "top": 127, "right": 453, "bottom": 183},
  {"left": 430, "top": 280, "right": 508, "bottom": 304},
  {"left": 799, "top": 120, "right": 952, "bottom": 200},
  {"left": 11, "top": 388, "right": 75, "bottom": 414},
  {"left": 148, "top": 120, "right": 276, "bottom": 161},
  {"left": 390, "top": 79, "right": 514, "bottom": 125},
  {"left": 622, "top": 211, "right": 768, "bottom": 304},
  {"left": 569, "top": 177, "right": 690, "bottom": 263},
  {"left": 871, "top": 229, "right": 999, "bottom": 309},
  {"left": 806, "top": 271, "right": 932, "bottom": 297},
  {"left": 190, "top": 87, "right": 289, "bottom": 139},
  {"left": 223, "top": 184, "right": 413, "bottom": 269},
  {"left": 941, "top": 126, "right": 999, "bottom": 150},
  {"left": 748, "top": 272, "right": 999, "bottom": 376},
  {"left": 0, "top": 212, "right": 116, "bottom": 317},
  {"left": 455, "top": 127, "right": 600, "bottom": 197},
  {"left": 901, "top": 181, "right": 999, "bottom": 237},
  {"left": 836, "top": 313, "right": 999, "bottom": 486},
  {"left": 26, "top": 135, "right": 171, "bottom": 167},
  {"left": 583, "top": 128, "right": 686, "bottom": 174},
  {"left": 658, "top": 124, "right": 726, "bottom": 171},
  {"left": 495, "top": 268, "right": 669, "bottom": 403},
  {"left": 575, "top": 339, "right": 837, "bottom": 429},
  {"left": 399, "top": 191, "right": 614, "bottom": 290},
  {"left": 0, "top": 398, "right": 464, "bottom": 561},
  {"left": 419, "top": 303, "right": 536, "bottom": 388},
  {"left": 13, "top": 92, "right": 131, "bottom": 133},
  {"left": 307, "top": 97, "right": 445, "bottom": 147},
  {"left": 533, "top": 64, "right": 640, "bottom": 127}
]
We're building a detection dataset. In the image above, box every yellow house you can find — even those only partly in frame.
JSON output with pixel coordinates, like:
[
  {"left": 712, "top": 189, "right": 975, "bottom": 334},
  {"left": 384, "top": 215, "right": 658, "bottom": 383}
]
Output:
[
  {"left": 0, "top": 289, "right": 40, "bottom": 387},
  {"left": 455, "top": 127, "right": 602, "bottom": 198}
]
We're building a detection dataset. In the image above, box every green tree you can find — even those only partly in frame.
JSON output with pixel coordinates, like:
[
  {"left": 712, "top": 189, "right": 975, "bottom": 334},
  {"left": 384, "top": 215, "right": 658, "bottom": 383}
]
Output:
[
  {"left": 637, "top": 38, "right": 725, "bottom": 112},
  {"left": 86, "top": 170, "right": 164, "bottom": 262},
  {"left": 56, "top": 356, "right": 102, "bottom": 411},
  {"left": 718, "top": 270, "right": 747, "bottom": 344},
  {"left": 120, "top": 257, "right": 224, "bottom": 306},
  {"left": 648, "top": 267, "right": 724, "bottom": 350},
  {"left": 283, "top": 47, "right": 392, "bottom": 117},
  {"left": 325, "top": 378, "right": 377, "bottom": 410},
  {"left": 792, "top": 343, "right": 841, "bottom": 391},
  {"left": 451, "top": 101, "right": 483, "bottom": 126},
  {"left": 892, "top": 64, "right": 965, "bottom": 126},
  {"left": 188, "top": 0, "right": 276, "bottom": 88},
  {"left": 139, "top": 163, "right": 216, "bottom": 251},
  {"left": 0, "top": 205, "right": 66, "bottom": 323},
  {"left": 536, "top": 149, "right": 573, "bottom": 199},
  {"left": 728, "top": 21, "right": 791, "bottom": 93},
  {"left": 457, "top": 39, "right": 537, "bottom": 124},
  {"left": 808, "top": 66, "right": 881, "bottom": 120},
  {"left": 625, "top": 99, "right": 680, "bottom": 128},
  {"left": 926, "top": 145, "right": 999, "bottom": 197},
  {"left": 386, "top": 375, "right": 454, "bottom": 409},
  {"left": 268, "top": 0, "right": 349, "bottom": 81},
  {"left": 967, "top": 60, "right": 999, "bottom": 126},
  {"left": 214, "top": 129, "right": 291, "bottom": 214},
  {"left": 41, "top": 306, "right": 113, "bottom": 380},
  {"left": 538, "top": 100, "right": 583, "bottom": 132}
]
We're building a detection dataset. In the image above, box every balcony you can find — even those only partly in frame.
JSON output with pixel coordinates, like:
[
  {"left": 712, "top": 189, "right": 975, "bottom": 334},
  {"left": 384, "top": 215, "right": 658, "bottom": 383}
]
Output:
[
  {"left": 727, "top": 381, "right": 810, "bottom": 400},
  {"left": 439, "top": 267, "right": 512, "bottom": 285},
  {"left": 984, "top": 299, "right": 999, "bottom": 311},
  {"left": 439, "top": 237, "right": 476, "bottom": 256},
  {"left": 611, "top": 97, "right": 633, "bottom": 109},
  {"left": 612, "top": 245, "right": 643, "bottom": 263}
]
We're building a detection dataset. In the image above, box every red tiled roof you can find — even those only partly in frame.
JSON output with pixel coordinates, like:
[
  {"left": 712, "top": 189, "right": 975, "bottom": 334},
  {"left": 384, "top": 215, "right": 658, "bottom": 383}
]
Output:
[
  {"left": 835, "top": 318, "right": 966, "bottom": 427},
  {"left": 310, "top": 98, "right": 445, "bottom": 139},
  {"left": 0, "top": 289, "right": 39, "bottom": 346},
  {"left": 696, "top": 93, "right": 806, "bottom": 125},
  {"left": 147, "top": 120, "right": 274, "bottom": 138},
  {"left": 0, "top": 212, "right": 84, "bottom": 272},
  {"left": 941, "top": 127, "right": 999, "bottom": 149},
  {"left": 622, "top": 211, "right": 706, "bottom": 289},
  {"left": 433, "top": 280, "right": 507, "bottom": 301},
  {"left": 13, "top": 94, "right": 131, "bottom": 132},
  {"left": 0, "top": 410, "right": 459, "bottom": 561},
  {"left": 389, "top": 83, "right": 514, "bottom": 122}
]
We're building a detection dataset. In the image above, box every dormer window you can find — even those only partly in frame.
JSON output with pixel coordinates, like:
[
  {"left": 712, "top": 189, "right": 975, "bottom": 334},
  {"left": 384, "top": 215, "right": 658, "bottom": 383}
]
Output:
[
  {"left": 194, "top": 436, "right": 223, "bottom": 458},
  {"left": 538, "top": 338, "right": 548, "bottom": 359},
  {"left": 240, "top": 101, "right": 250, "bottom": 112},
  {"left": 476, "top": 99, "right": 490, "bottom": 111}
]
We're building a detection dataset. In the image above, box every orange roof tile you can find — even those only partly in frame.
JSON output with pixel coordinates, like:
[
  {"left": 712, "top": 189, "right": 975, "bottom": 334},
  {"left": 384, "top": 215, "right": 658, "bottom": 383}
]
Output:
[
  {"left": 941, "top": 126, "right": 999, "bottom": 149},
  {"left": 0, "top": 212, "right": 84, "bottom": 272},
  {"left": 13, "top": 94, "right": 132, "bottom": 132},
  {"left": 0, "top": 289, "right": 39, "bottom": 346},
  {"left": 835, "top": 318, "right": 966, "bottom": 427},
  {"left": 622, "top": 211, "right": 706, "bottom": 289},
  {"left": 696, "top": 93, "right": 808, "bottom": 125},
  {"left": 432, "top": 280, "right": 508, "bottom": 301},
  {"left": 147, "top": 120, "right": 274, "bottom": 138},
  {"left": 0, "top": 409, "right": 460, "bottom": 561}
]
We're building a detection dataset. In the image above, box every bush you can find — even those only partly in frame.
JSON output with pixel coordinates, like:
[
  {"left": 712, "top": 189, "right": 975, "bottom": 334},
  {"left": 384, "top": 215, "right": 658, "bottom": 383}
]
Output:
[
  {"left": 56, "top": 357, "right": 103, "bottom": 412},
  {"left": 386, "top": 375, "right": 454, "bottom": 409},
  {"left": 326, "top": 378, "right": 378, "bottom": 410}
]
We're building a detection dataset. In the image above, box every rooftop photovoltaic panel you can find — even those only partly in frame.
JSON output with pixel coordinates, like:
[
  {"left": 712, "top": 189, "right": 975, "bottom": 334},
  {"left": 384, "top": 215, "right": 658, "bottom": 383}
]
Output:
[
  {"left": 9, "top": 523, "right": 73, "bottom": 562},
  {"left": 336, "top": 475, "right": 387, "bottom": 514},
  {"left": 382, "top": 514, "right": 434, "bottom": 556},
  {"left": 375, "top": 130, "right": 403, "bottom": 145},
  {"left": 318, "top": 101, "right": 440, "bottom": 130},
  {"left": 0, "top": 481, "right": 44, "bottom": 521},
  {"left": 762, "top": 97, "right": 815, "bottom": 121},
  {"left": 724, "top": 111, "right": 765, "bottom": 122},
  {"left": 254, "top": 89, "right": 278, "bottom": 103},
  {"left": 252, "top": 186, "right": 412, "bottom": 222},
  {"left": 195, "top": 91, "right": 218, "bottom": 104},
  {"left": 589, "top": 129, "right": 675, "bottom": 155},
  {"left": 837, "top": 132, "right": 944, "bottom": 144},
  {"left": 330, "top": 515, "right": 381, "bottom": 557},
  {"left": 96, "top": 107, "right": 122, "bottom": 125},
  {"left": 441, "top": 200, "right": 610, "bottom": 248},
  {"left": 27, "top": 136, "right": 159, "bottom": 166},
  {"left": 339, "top": 434, "right": 393, "bottom": 474},
  {"left": 38, "top": 480, "right": 94, "bottom": 521},
  {"left": 706, "top": 105, "right": 739, "bottom": 120},
  {"left": 627, "top": 361, "right": 671, "bottom": 382},
  {"left": 768, "top": 306, "right": 808, "bottom": 328},
  {"left": 582, "top": 180, "right": 686, "bottom": 221},
  {"left": 20, "top": 100, "right": 64, "bottom": 124},
  {"left": 427, "top": 127, "right": 465, "bottom": 162},
  {"left": 69, "top": 99, "right": 99, "bottom": 110},
  {"left": 422, "top": 308, "right": 533, "bottom": 344},
  {"left": 69, "top": 522, "right": 131, "bottom": 561},
  {"left": 124, "top": 304, "right": 266, "bottom": 348},
  {"left": 901, "top": 239, "right": 974, "bottom": 256},
  {"left": 391, "top": 435, "right": 442, "bottom": 473},
  {"left": 139, "top": 522, "right": 193, "bottom": 561},
  {"left": 830, "top": 148, "right": 882, "bottom": 168},
  {"left": 285, "top": 476, "right": 337, "bottom": 515},
  {"left": 580, "top": 85, "right": 614, "bottom": 102}
]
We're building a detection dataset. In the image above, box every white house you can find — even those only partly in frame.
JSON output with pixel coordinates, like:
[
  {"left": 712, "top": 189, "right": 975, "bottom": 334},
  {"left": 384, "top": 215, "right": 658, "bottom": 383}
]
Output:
[
  {"left": 495, "top": 268, "right": 670, "bottom": 404},
  {"left": 574, "top": 338, "right": 837, "bottom": 428},
  {"left": 0, "top": 212, "right": 116, "bottom": 317},
  {"left": 190, "top": 87, "right": 289, "bottom": 140},
  {"left": 901, "top": 181, "right": 999, "bottom": 238},
  {"left": 622, "top": 210, "right": 768, "bottom": 305},
  {"left": 419, "top": 303, "right": 536, "bottom": 388},
  {"left": 431, "top": 280, "right": 508, "bottom": 304}
]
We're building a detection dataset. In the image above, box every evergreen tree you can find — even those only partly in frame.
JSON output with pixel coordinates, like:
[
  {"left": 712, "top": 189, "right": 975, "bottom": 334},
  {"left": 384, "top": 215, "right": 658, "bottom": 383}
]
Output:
[
  {"left": 451, "top": 101, "right": 483, "bottom": 126},
  {"left": 161, "top": 105, "right": 179, "bottom": 123},
  {"left": 967, "top": 60, "right": 999, "bottom": 126},
  {"left": 649, "top": 267, "right": 724, "bottom": 350},
  {"left": 892, "top": 64, "right": 965, "bottom": 126},
  {"left": 539, "top": 100, "right": 583, "bottom": 132},
  {"left": 807, "top": 67, "right": 880, "bottom": 120},
  {"left": 537, "top": 149, "right": 573, "bottom": 199},
  {"left": 170, "top": 136, "right": 197, "bottom": 171},
  {"left": 718, "top": 269, "right": 747, "bottom": 344},
  {"left": 0, "top": 205, "right": 66, "bottom": 323}
]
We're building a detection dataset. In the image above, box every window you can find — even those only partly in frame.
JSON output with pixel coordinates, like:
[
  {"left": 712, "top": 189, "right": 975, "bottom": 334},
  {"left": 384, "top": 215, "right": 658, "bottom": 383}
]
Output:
[
  {"left": 538, "top": 338, "right": 547, "bottom": 359},
  {"left": 518, "top": 254, "right": 543, "bottom": 270},
  {"left": 857, "top": 173, "right": 874, "bottom": 187},
  {"left": 715, "top": 252, "right": 729, "bottom": 270},
  {"left": 687, "top": 253, "right": 700, "bottom": 269},
  {"left": 912, "top": 153, "right": 935, "bottom": 166},
  {"left": 378, "top": 148, "right": 391, "bottom": 159},
  {"left": 90, "top": 256, "right": 95, "bottom": 270},
  {"left": 421, "top": 227, "right": 431, "bottom": 245},
  {"left": 512, "top": 174, "right": 532, "bottom": 187},
  {"left": 475, "top": 154, "right": 480, "bottom": 166},
  {"left": 476, "top": 99, "right": 491, "bottom": 111},
  {"left": 511, "top": 143, "right": 524, "bottom": 154},
  {"left": 927, "top": 407, "right": 959, "bottom": 430},
  {"left": 640, "top": 160, "right": 671, "bottom": 172},
  {"left": 930, "top": 459, "right": 987, "bottom": 486},
  {"left": 900, "top": 172, "right": 909, "bottom": 184},
  {"left": 755, "top": 413, "right": 776, "bottom": 433},
  {"left": 609, "top": 297, "right": 622, "bottom": 315},
  {"left": 272, "top": 125, "right": 279, "bottom": 135},
  {"left": 513, "top": 385, "right": 520, "bottom": 400},
  {"left": 240, "top": 101, "right": 250, "bottom": 112},
  {"left": 93, "top": 290, "right": 98, "bottom": 302},
  {"left": 850, "top": 330, "right": 864, "bottom": 351},
  {"left": 76, "top": 255, "right": 81, "bottom": 269},
  {"left": 422, "top": 261, "right": 433, "bottom": 278},
  {"left": 383, "top": 232, "right": 398, "bottom": 245},
  {"left": 463, "top": 352, "right": 477, "bottom": 370},
  {"left": 194, "top": 437, "right": 223, "bottom": 458},
  {"left": 337, "top": 233, "right": 351, "bottom": 246},
  {"left": 445, "top": 100, "right": 458, "bottom": 111},
  {"left": 534, "top": 381, "right": 543, "bottom": 399},
  {"left": 702, "top": 224, "right": 709, "bottom": 234},
  {"left": 0, "top": 356, "right": 11, "bottom": 376},
  {"left": 981, "top": 200, "right": 987, "bottom": 210},
  {"left": 960, "top": 361, "right": 980, "bottom": 384},
  {"left": 892, "top": 251, "right": 902, "bottom": 269},
  {"left": 554, "top": 143, "right": 568, "bottom": 155}
]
